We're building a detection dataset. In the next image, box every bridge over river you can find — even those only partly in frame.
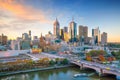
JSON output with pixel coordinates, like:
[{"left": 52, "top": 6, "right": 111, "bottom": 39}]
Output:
[
  {"left": 44, "top": 53, "right": 120, "bottom": 79},
  {"left": 70, "top": 60, "right": 120, "bottom": 79}
]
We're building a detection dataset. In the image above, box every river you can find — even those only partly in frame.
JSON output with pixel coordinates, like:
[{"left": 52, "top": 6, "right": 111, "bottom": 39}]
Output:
[{"left": 0, "top": 66, "right": 116, "bottom": 80}]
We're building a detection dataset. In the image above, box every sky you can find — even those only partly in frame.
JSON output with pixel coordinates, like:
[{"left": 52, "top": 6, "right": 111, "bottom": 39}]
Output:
[{"left": 0, "top": 0, "right": 120, "bottom": 42}]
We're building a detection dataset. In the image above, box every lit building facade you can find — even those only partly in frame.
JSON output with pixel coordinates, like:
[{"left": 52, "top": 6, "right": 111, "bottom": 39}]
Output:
[
  {"left": 79, "top": 25, "right": 88, "bottom": 38},
  {"left": 63, "top": 26, "right": 68, "bottom": 33},
  {"left": 101, "top": 32, "right": 107, "bottom": 45},
  {"left": 0, "top": 34, "right": 7, "bottom": 45},
  {"left": 78, "top": 25, "right": 88, "bottom": 44},
  {"left": 21, "top": 31, "right": 31, "bottom": 50},
  {"left": 60, "top": 29, "right": 64, "bottom": 40},
  {"left": 64, "top": 32, "right": 69, "bottom": 42},
  {"left": 69, "top": 20, "right": 77, "bottom": 42},
  {"left": 92, "top": 27, "right": 100, "bottom": 45},
  {"left": 53, "top": 18, "right": 60, "bottom": 38}
]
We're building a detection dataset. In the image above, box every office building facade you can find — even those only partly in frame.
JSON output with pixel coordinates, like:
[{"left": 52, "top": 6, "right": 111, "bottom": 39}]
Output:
[
  {"left": 69, "top": 20, "right": 77, "bottom": 42},
  {"left": 53, "top": 18, "right": 60, "bottom": 38}
]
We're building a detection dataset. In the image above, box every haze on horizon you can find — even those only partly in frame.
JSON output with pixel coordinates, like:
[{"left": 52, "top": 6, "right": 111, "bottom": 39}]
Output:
[{"left": 0, "top": 0, "right": 120, "bottom": 42}]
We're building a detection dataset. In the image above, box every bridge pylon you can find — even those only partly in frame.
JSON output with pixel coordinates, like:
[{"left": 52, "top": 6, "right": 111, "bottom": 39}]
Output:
[{"left": 80, "top": 64, "right": 83, "bottom": 70}]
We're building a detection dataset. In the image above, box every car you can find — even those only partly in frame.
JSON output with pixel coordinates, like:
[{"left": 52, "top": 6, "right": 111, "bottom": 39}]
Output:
[
  {"left": 77, "top": 60, "right": 80, "bottom": 62},
  {"left": 118, "top": 70, "right": 120, "bottom": 73},
  {"left": 106, "top": 67, "right": 110, "bottom": 70}
]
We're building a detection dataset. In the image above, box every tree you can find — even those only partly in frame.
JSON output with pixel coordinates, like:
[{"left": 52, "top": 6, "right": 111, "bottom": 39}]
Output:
[
  {"left": 87, "top": 50, "right": 106, "bottom": 57},
  {"left": 55, "top": 58, "right": 59, "bottom": 64},
  {"left": 40, "top": 57, "right": 50, "bottom": 65},
  {"left": 111, "top": 51, "right": 120, "bottom": 59},
  {"left": 61, "top": 58, "right": 69, "bottom": 65},
  {"left": 99, "top": 55, "right": 106, "bottom": 62},
  {"left": 49, "top": 60, "right": 55, "bottom": 65},
  {"left": 86, "top": 55, "right": 92, "bottom": 61},
  {"left": 107, "top": 57, "right": 112, "bottom": 61}
]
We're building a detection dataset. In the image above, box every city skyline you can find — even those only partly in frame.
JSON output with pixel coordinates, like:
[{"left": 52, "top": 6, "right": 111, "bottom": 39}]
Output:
[{"left": 0, "top": 0, "right": 120, "bottom": 42}]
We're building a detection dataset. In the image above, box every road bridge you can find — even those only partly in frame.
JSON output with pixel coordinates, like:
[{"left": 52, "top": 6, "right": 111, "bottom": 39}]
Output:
[{"left": 71, "top": 60, "right": 120, "bottom": 79}]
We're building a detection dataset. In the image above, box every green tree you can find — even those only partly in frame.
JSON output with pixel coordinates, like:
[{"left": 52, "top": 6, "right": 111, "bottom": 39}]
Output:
[
  {"left": 87, "top": 50, "right": 106, "bottom": 57},
  {"left": 111, "top": 51, "right": 120, "bottom": 59},
  {"left": 55, "top": 58, "right": 59, "bottom": 64},
  {"left": 61, "top": 58, "right": 69, "bottom": 65},
  {"left": 49, "top": 60, "right": 55, "bottom": 65}
]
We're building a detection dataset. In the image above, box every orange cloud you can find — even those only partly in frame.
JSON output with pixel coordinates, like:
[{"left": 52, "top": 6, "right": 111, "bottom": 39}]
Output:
[{"left": 0, "top": 0, "right": 52, "bottom": 24}]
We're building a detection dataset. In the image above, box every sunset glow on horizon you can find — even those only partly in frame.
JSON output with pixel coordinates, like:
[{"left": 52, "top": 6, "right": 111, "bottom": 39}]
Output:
[{"left": 0, "top": 0, "right": 120, "bottom": 42}]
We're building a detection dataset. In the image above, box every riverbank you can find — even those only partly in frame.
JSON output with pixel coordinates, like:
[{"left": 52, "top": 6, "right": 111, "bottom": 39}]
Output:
[{"left": 0, "top": 64, "right": 74, "bottom": 77}]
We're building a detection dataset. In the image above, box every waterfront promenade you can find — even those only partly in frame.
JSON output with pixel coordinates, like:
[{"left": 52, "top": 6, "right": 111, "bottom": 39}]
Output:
[
  {"left": 39, "top": 53, "right": 120, "bottom": 77},
  {"left": 0, "top": 52, "right": 120, "bottom": 79},
  {"left": 0, "top": 52, "right": 71, "bottom": 77},
  {"left": 38, "top": 53, "right": 120, "bottom": 77},
  {"left": 0, "top": 65, "right": 73, "bottom": 77}
]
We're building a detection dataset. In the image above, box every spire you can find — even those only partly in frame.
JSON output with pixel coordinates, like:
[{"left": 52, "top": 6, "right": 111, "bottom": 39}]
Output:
[
  {"left": 54, "top": 17, "right": 59, "bottom": 26},
  {"left": 56, "top": 17, "right": 58, "bottom": 21}
]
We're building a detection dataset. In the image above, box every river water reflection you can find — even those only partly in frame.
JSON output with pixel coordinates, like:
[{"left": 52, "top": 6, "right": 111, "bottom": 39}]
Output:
[{"left": 0, "top": 67, "right": 116, "bottom": 80}]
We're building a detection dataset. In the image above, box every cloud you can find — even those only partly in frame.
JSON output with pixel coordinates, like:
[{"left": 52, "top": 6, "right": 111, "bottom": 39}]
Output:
[
  {"left": 0, "top": 0, "right": 52, "bottom": 24},
  {"left": 0, "top": 0, "right": 53, "bottom": 39},
  {"left": 0, "top": 22, "right": 27, "bottom": 30}
]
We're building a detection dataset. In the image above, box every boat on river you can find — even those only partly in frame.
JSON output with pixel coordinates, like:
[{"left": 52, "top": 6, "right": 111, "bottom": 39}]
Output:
[{"left": 74, "top": 73, "right": 87, "bottom": 77}]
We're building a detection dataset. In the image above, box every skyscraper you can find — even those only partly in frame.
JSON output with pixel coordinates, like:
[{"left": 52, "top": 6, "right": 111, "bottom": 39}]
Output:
[
  {"left": 22, "top": 33, "right": 29, "bottom": 40},
  {"left": 92, "top": 27, "right": 100, "bottom": 45},
  {"left": 29, "top": 30, "right": 31, "bottom": 40},
  {"left": 53, "top": 18, "right": 60, "bottom": 38},
  {"left": 63, "top": 26, "right": 68, "bottom": 33},
  {"left": 78, "top": 25, "right": 88, "bottom": 40},
  {"left": 69, "top": 19, "right": 77, "bottom": 42},
  {"left": 60, "top": 29, "right": 64, "bottom": 40},
  {"left": 101, "top": 32, "right": 107, "bottom": 45}
]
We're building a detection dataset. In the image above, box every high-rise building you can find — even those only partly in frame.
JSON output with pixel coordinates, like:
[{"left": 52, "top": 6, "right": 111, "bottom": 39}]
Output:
[
  {"left": 92, "top": 27, "right": 100, "bottom": 45},
  {"left": 64, "top": 32, "right": 69, "bottom": 42},
  {"left": 39, "top": 33, "right": 46, "bottom": 51},
  {"left": 79, "top": 25, "right": 88, "bottom": 38},
  {"left": 45, "top": 31, "right": 55, "bottom": 45},
  {"left": 69, "top": 19, "right": 77, "bottom": 42},
  {"left": 78, "top": 25, "right": 88, "bottom": 43},
  {"left": 60, "top": 29, "right": 64, "bottom": 40},
  {"left": 53, "top": 18, "right": 60, "bottom": 38},
  {"left": 21, "top": 31, "right": 31, "bottom": 49},
  {"left": 29, "top": 30, "right": 31, "bottom": 40},
  {"left": 20, "top": 41, "right": 31, "bottom": 50},
  {"left": 33, "top": 36, "right": 38, "bottom": 40},
  {"left": 22, "top": 31, "right": 31, "bottom": 41},
  {"left": 0, "top": 34, "right": 7, "bottom": 45},
  {"left": 63, "top": 26, "right": 68, "bottom": 33},
  {"left": 32, "top": 36, "right": 39, "bottom": 48},
  {"left": 101, "top": 32, "right": 107, "bottom": 45},
  {"left": 22, "top": 33, "right": 29, "bottom": 40}
]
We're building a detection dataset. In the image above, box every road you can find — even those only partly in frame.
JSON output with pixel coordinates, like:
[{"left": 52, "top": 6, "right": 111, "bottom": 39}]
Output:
[{"left": 55, "top": 53, "right": 120, "bottom": 75}]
